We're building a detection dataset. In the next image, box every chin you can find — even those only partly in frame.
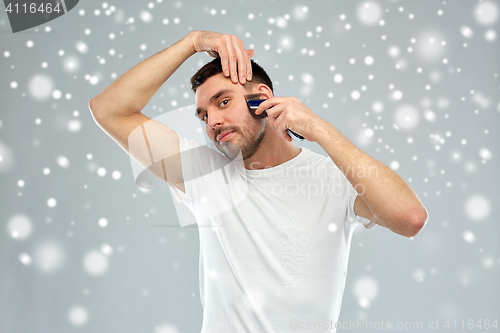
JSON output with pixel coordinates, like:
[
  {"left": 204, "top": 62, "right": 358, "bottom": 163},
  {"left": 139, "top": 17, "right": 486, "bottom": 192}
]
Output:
[{"left": 215, "top": 141, "right": 243, "bottom": 161}]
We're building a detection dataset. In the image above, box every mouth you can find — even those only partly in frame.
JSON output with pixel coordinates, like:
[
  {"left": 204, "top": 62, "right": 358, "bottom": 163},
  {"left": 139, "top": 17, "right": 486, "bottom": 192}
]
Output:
[{"left": 217, "top": 131, "right": 235, "bottom": 142}]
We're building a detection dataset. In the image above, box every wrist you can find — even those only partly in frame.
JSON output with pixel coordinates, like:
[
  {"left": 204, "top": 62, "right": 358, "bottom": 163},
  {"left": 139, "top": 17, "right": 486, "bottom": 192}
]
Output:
[
  {"left": 186, "top": 30, "right": 200, "bottom": 55},
  {"left": 314, "top": 121, "right": 354, "bottom": 152},
  {"left": 311, "top": 119, "right": 333, "bottom": 143}
]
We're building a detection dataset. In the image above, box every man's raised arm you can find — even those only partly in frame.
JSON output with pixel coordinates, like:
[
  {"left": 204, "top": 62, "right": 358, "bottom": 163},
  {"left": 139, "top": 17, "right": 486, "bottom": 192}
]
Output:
[{"left": 88, "top": 31, "right": 254, "bottom": 192}]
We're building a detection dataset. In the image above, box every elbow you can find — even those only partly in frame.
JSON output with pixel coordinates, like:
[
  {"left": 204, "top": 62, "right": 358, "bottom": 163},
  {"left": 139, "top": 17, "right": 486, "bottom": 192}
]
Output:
[
  {"left": 89, "top": 96, "right": 99, "bottom": 114},
  {"left": 89, "top": 96, "right": 105, "bottom": 123},
  {"left": 406, "top": 207, "right": 428, "bottom": 238},
  {"left": 89, "top": 96, "right": 98, "bottom": 116}
]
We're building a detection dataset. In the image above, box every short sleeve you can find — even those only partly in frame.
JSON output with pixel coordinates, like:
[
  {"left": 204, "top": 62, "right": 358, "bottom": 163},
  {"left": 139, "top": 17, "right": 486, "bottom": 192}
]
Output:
[
  {"left": 165, "top": 135, "right": 203, "bottom": 228},
  {"left": 166, "top": 135, "right": 201, "bottom": 205},
  {"left": 169, "top": 184, "right": 188, "bottom": 203},
  {"left": 331, "top": 162, "right": 376, "bottom": 230},
  {"left": 347, "top": 190, "right": 377, "bottom": 230}
]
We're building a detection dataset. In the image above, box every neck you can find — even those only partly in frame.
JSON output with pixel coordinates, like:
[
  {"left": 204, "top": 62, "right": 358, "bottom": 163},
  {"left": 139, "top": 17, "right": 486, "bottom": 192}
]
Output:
[{"left": 244, "top": 130, "right": 302, "bottom": 170}]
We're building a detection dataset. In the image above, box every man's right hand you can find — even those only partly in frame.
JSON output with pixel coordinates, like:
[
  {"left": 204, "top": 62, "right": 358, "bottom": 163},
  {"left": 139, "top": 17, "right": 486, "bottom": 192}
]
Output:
[{"left": 189, "top": 31, "right": 255, "bottom": 85}]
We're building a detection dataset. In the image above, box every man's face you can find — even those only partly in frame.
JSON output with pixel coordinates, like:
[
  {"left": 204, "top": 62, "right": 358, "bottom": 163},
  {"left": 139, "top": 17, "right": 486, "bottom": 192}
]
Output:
[{"left": 195, "top": 73, "right": 267, "bottom": 160}]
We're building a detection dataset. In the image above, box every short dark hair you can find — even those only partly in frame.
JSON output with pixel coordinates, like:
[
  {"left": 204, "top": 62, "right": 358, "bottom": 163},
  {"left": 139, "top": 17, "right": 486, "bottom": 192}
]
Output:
[{"left": 191, "top": 58, "right": 274, "bottom": 94}]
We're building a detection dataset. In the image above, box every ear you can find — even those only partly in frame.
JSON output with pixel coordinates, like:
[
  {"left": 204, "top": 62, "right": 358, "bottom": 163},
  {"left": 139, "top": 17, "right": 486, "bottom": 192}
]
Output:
[{"left": 257, "top": 84, "right": 274, "bottom": 100}]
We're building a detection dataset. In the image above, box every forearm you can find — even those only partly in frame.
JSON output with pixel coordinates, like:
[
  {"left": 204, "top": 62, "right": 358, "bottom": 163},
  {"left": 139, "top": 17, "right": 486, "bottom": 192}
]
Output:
[
  {"left": 90, "top": 31, "right": 197, "bottom": 117},
  {"left": 315, "top": 121, "right": 427, "bottom": 225}
]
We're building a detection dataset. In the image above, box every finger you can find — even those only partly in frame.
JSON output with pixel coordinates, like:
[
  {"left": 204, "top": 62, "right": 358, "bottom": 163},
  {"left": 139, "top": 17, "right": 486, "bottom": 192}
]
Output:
[
  {"left": 246, "top": 50, "right": 253, "bottom": 81},
  {"left": 246, "top": 49, "right": 255, "bottom": 58},
  {"left": 255, "top": 97, "right": 287, "bottom": 115},
  {"left": 218, "top": 47, "right": 230, "bottom": 78},
  {"left": 226, "top": 37, "right": 239, "bottom": 83},
  {"left": 263, "top": 102, "right": 287, "bottom": 122},
  {"left": 273, "top": 111, "right": 292, "bottom": 141},
  {"left": 232, "top": 37, "right": 247, "bottom": 84},
  {"left": 255, "top": 98, "right": 273, "bottom": 115}
]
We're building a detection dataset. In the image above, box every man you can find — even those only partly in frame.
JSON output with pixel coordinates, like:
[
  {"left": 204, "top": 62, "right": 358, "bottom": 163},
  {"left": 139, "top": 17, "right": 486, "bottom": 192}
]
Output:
[{"left": 89, "top": 30, "right": 428, "bottom": 332}]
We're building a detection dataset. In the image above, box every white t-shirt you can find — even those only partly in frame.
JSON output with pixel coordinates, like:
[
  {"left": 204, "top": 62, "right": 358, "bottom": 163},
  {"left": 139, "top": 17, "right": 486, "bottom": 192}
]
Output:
[{"left": 168, "top": 136, "right": 376, "bottom": 333}]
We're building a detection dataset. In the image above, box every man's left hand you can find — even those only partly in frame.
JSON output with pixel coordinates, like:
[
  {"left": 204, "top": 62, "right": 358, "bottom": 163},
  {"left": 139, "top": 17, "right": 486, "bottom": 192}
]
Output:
[{"left": 254, "top": 97, "right": 329, "bottom": 142}]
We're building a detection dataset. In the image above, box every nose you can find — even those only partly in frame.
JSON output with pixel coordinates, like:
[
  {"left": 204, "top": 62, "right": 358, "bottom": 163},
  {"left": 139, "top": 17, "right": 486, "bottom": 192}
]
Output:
[{"left": 207, "top": 109, "right": 224, "bottom": 132}]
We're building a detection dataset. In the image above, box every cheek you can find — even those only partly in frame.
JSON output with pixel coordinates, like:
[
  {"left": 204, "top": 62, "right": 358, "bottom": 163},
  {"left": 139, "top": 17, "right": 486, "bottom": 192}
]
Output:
[{"left": 206, "top": 125, "right": 214, "bottom": 139}]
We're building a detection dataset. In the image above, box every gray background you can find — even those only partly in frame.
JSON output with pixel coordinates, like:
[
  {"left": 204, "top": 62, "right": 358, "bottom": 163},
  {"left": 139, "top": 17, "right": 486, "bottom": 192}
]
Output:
[{"left": 1, "top": 0, "right": 499, "bottom": 332}]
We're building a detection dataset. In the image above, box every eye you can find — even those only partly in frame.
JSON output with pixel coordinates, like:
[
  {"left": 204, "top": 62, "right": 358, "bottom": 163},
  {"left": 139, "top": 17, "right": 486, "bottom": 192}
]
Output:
[
  {"left": 219, "top": 99, "right": 229, "bottom": 107},
  {"left": 199, "top": 112, "right": 208, "bottom": 122}
]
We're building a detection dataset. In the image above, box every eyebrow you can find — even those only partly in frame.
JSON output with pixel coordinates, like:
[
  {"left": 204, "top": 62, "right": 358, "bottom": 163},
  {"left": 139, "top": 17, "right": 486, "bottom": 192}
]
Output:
[{"left": 195, "top": 89, "right": 233, "bottom": 117}]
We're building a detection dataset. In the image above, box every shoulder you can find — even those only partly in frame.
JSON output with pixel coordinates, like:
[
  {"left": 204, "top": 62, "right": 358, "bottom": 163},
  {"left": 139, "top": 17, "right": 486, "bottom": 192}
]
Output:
[
  {"left": 299, "top": 148, "right": 334, "bottom": 167},
  {"left": 288, "top": 148, "right": 337, "bottom": 178}
]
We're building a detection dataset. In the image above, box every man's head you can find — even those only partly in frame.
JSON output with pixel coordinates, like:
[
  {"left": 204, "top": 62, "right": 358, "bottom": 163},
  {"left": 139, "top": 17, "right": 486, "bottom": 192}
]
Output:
[{"left": 191, "top": 58, "right": 274, "bottom": 160}]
